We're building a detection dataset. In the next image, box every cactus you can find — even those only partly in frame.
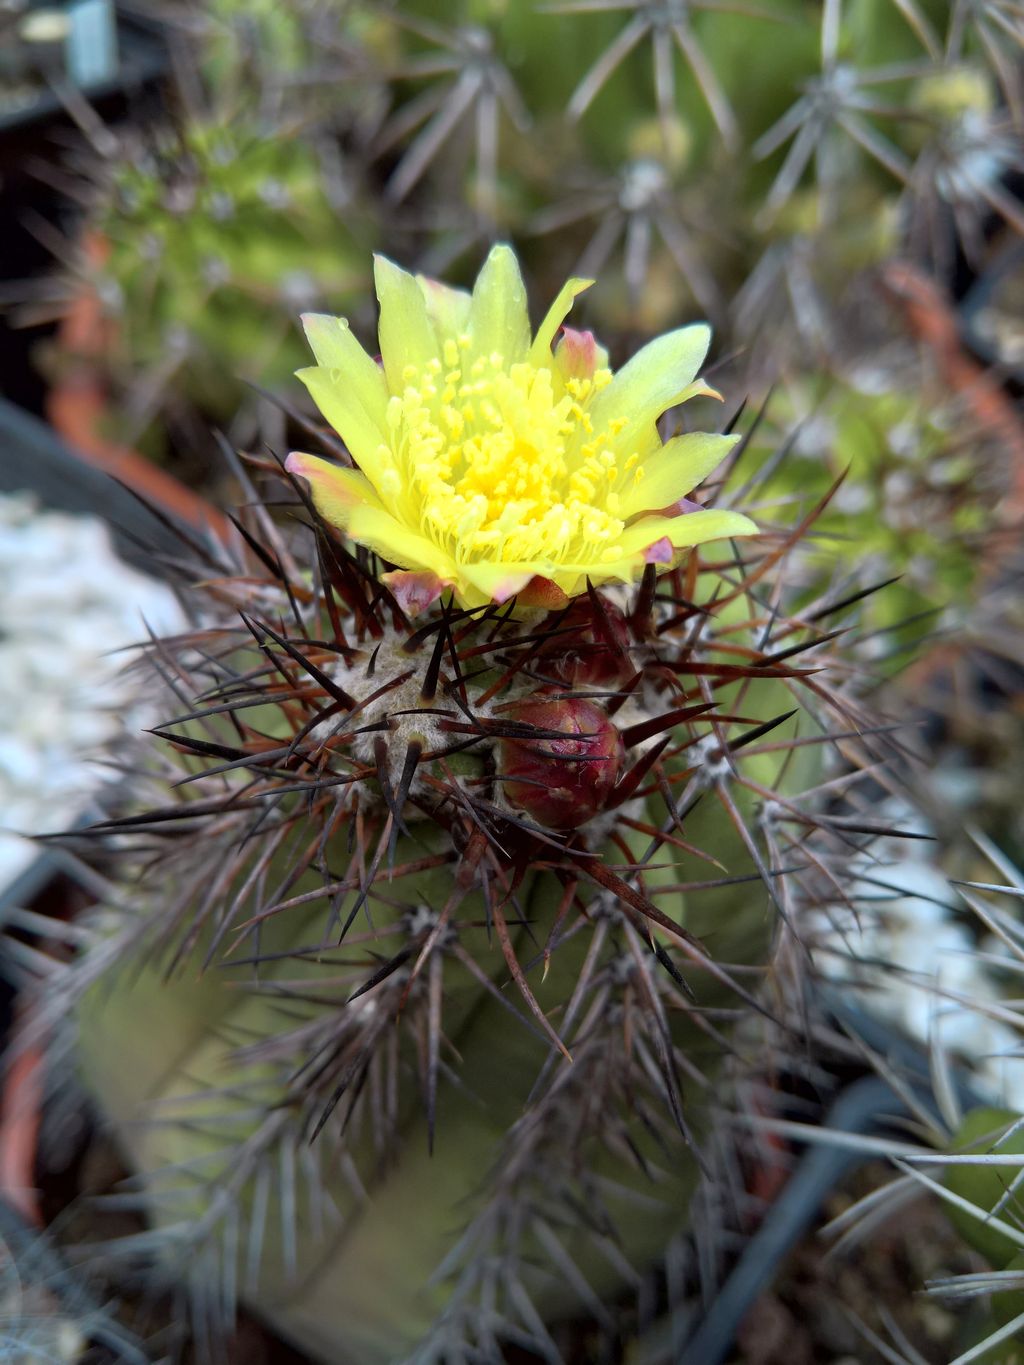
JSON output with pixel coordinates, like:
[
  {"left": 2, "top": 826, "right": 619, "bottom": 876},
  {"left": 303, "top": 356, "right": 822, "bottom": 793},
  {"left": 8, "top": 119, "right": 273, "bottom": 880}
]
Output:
[
  {"left": 372, "top": 0, "right": 1021, "bottom": 345},
  {"left": 730, "top": 368, "right": 1003, "bottom": 668},
  {"left": 0, "top": 1202, "right": 149, "bottom": 1364},
  {"left": 54, "top": 112, "right": 371, "bottom": 468},
  {"left": 781, "top": 828, "right": 1024, "bottom": 1362},
  {"left": 18, "top": 246, "right": 877, "bottom": 1360}
]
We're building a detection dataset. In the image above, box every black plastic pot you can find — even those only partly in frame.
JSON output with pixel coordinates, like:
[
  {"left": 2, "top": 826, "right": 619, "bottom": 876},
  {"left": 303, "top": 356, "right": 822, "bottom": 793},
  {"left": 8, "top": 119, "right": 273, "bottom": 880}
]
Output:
[
  {"left": 0, "top": 10, "right": 168, "bottom": 416},
  {"left": 0, "top": 11, "right": 166, "bottom": 135},
  {"left": 0, "top": 395, "right": 187, "bottom": 568}
]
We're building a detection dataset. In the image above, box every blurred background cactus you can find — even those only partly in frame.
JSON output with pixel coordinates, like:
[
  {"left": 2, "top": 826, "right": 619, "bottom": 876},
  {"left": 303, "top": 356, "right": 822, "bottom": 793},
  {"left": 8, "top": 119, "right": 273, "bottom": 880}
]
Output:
[
  {"left": 47, "top": 111, "right": 371, "bottom": 478},
  {"left": 33, "top": 0, "right": 1024, "bottom": 508},
  {"left": 727, "top": 364, "right": 1012, "bottom": 669}
]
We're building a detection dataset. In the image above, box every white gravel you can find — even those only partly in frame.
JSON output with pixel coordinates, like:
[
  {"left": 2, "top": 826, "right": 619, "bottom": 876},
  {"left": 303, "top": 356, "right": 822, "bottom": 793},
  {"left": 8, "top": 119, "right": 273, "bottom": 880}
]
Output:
[
  {"left": 0, "top": 493, "right": 184, "bottom": 897},
  {"left": 812, "top": 802, "right": 1024, "bottom": 1112}
]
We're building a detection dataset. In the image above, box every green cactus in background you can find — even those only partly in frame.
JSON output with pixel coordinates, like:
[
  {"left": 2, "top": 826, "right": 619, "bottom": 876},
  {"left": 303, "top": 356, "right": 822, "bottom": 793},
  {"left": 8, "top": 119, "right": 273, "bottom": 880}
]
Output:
[
  {"left": 731, "top": 371, "right": 997, "bottom": 669},
  {"left": 193, "top": 0, "right": 398, "bottom": 132},
  {"left": 365, "top": 0, "right": 1019, "bottom": 340},
  {"left": 60, "top": 114, "right": 371, "bottom": 463},
  {"left": 46, "top": 0, "right": 1023, "bottom": 513}
]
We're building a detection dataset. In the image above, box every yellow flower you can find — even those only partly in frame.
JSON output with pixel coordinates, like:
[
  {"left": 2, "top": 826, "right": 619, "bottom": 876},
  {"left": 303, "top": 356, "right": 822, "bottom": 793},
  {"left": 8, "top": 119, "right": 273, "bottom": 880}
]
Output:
[{"left": 286, "top": 245, "right": 755, "bottom": 613}]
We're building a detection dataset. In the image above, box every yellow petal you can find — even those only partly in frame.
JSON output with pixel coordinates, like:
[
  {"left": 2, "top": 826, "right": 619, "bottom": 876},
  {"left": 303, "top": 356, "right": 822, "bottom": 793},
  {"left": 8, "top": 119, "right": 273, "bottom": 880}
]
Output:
[
  {"left": 456, "top": 561, "right": 589, "bottom": 608},
  {"left": 615, "top": 507, "right": 757, "bottom": 559},
  {"left": 528, "top": 276, "right": 593, "bottom": 365},
  {"left": 416, "top": 276, "right": 472, "bottom": 345},
  {"left": 456, "top": 560, "right": 541, "bottom": 607},
  {"left": 678, "top": 377, "right": 724, "bottom": 403},
  {"left": 374, "top": 254, "right": 438, "bottom": 391},
  {"left": 300, "top": 314, "right": 388, "bottom": 427},
  {"left": 468, "top": 244, "right": 531, "bottom": 364},
  {"left": 620, "top": 433, "right": 741, "bottom": 518},
  {"left": 346, "top": 503, "right": 458, "bottom": 581},
  {"left": 588, "top": 323, "right": 711, "bottom": 455},
  {"left": 285, "top": 453, "right": 384, "bottom": 527},
  {"left": 297, "top": 367, "right": 391, "bottom": 485}
]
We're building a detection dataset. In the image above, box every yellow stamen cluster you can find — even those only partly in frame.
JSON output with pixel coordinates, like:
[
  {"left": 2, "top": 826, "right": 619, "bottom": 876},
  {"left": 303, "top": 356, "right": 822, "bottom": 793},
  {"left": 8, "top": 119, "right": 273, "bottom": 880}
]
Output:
[
  {"left": 288, "top": 245, "right": 757, "bottom": 611},
  {"left": 380, "top": 340, "right": 638, "bottom": 567}
]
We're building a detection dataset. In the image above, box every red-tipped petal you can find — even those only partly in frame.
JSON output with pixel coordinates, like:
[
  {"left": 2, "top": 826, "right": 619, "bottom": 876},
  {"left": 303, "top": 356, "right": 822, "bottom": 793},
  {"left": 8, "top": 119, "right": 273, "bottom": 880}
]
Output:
[
  {"left": 652, "top": 496, "right": 707, "bottom": 517},
  {"left": 285, "top": 451, "right": 317, "bottom": 479},
  {"left": 489, "top": 572, "right": 535, "bottom": 604},
  {"left": 381, "top": 570, "right": 451, "bottom": 616},
  {"left": 516, "top": 575, "right": 570, "bottom": 610},
  {"left": 643, "top": 536, "right": 675, "bottom": 564},
  {"left": 554, "top": 327, "right": 601, "bottom": 382}
]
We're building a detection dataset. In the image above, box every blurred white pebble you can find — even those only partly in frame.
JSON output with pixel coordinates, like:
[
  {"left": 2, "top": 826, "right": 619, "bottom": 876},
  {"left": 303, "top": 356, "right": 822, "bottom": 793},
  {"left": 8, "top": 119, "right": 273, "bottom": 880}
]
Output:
[
  {"left": 812, "top": 800, "right": 1024, "bottom": 1113},
  {"left": 0, "top": 492, "right": 185, "bottom": 893}
]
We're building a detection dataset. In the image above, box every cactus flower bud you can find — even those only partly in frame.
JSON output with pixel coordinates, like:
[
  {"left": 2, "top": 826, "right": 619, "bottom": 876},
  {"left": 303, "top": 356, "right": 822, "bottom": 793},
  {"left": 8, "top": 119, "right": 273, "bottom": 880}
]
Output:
[
  {"left": 497, "top": 694, "right": 624, "bottom": 830},
  {"left": 539, "top": 593, "right": 632, "bottom": 686}
]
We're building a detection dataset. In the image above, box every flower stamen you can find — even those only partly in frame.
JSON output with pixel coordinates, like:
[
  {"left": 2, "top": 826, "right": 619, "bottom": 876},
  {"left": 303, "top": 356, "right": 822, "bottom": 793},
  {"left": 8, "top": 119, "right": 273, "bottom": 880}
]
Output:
[{"left": 287, "top": 244, "right": 756, "bottom": 610}]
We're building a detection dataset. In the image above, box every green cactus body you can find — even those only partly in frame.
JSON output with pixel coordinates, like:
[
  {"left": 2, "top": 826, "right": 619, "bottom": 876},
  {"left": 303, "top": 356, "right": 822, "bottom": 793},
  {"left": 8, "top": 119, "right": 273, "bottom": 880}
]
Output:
[
  {"left": 53, "top": 237, "right": 868, "bottom": 1360},
  {"left": 79, "top": 120, "right": 370, "bottom": 449},
  {"left": 944, "top": 1107, "right": 1024, "bottom": 1271},
  {"left": 737, "top": 375, "right": 988, "bottom": 666},
  {"left": 66, "top": 519, "right": 835, "bottom": 1361}
]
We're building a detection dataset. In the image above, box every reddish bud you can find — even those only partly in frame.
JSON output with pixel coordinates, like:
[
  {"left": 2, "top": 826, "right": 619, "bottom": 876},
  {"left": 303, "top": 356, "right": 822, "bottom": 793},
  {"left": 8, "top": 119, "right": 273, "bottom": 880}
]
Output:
[
  {"left": 643, "top": 536, "right": 674, "bottom": 564},
  {"left": 381, "top": 569, "right": 451, "bottom": 616},
  {"left": 539, "top": 593, "right": 632, "bottom": 686},
  {"left": 554, "top": 327, "right": 604, "bottom": 382},
  {"left": 498, "top": 695, "right": 624, "bottom": 830}
]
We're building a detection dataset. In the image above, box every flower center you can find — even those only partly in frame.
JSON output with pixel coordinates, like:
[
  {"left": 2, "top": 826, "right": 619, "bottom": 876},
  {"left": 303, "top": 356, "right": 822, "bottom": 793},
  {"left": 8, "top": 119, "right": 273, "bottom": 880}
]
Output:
[{"left": 378, "top": 337, "right": 639, "bottom": 566}]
